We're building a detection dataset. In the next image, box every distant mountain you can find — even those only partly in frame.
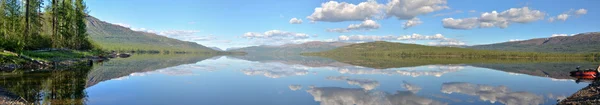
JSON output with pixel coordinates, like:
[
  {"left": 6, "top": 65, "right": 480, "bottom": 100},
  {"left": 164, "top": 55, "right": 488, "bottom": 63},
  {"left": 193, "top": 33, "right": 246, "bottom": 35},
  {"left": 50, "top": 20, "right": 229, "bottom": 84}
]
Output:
[
  {"left": 469, "top": 32, "right": 600, "bottom": 53},
  {"left": 209, "top": 47, "right": 223, "bottom": 51},
  {"left": 86, "top": 16, "right": 215, "bottom": 52},
  {"left": 230, "top": 41, "right": 352, "bottom": 54}
]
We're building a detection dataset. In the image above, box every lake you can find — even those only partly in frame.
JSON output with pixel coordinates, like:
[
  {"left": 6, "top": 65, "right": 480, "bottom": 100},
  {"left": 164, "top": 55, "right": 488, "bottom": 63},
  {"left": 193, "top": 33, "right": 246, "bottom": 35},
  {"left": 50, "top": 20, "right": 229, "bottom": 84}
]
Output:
[{"left": 0, "top": 54, "right": 596, "bottom": 105}]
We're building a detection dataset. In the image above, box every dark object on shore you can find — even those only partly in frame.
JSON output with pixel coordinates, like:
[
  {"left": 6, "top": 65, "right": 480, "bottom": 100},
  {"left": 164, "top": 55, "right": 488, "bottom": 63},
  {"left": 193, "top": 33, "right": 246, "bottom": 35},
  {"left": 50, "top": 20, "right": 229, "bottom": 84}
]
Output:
[{"left": 118, "top": 53, "right": 131, "bottom": 58}]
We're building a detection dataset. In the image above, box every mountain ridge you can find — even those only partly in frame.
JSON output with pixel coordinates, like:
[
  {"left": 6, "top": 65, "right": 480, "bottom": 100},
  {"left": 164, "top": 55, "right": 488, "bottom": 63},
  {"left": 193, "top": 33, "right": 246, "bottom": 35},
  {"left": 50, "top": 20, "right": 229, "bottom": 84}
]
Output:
[
  {"left": 469, "top": 32, "right": 600, "bottom": 53},
  {"left": 86, "top": 16, "right": 216, "bottom": 52}
]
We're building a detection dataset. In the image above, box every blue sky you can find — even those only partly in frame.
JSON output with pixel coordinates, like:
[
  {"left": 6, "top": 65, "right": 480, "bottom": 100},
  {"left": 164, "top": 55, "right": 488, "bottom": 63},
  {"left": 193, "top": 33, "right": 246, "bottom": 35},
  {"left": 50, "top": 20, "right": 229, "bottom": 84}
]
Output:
[{"left": 86, "top": 0, "right": 599, "bottom": 49}]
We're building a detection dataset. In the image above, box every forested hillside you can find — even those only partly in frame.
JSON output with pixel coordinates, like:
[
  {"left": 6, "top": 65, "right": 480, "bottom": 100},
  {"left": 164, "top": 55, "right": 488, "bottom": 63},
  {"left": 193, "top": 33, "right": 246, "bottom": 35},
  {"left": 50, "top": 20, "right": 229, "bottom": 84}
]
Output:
[{"left": 86, "top": 17, "right": 216, "bottom": 53}]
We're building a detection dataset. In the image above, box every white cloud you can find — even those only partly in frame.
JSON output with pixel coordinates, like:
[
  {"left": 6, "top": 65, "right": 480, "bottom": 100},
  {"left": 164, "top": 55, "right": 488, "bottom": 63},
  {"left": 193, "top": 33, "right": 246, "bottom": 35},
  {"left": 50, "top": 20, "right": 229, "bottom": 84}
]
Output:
[
  {"left": 338, "top": 33, "right": 446, "bottom": 42},
  {"left": 508, "top": 39, "right": 522, "bottom": 42},
  {"left": 442, "top": 18, "right": 479, "bottom": 29},
  {"left": 468, "top": 10, "right": 477, "bottom": 13},
  {"left": 385, "top": 0, "right": 448, "bottom": 19},
  {"left": 289, "top": 18, "right": 303, "bottom": 24},
  {"left": 547, "top": 17, "right": 555, "bottom": 22},
  {"left": 549, "top": 8, "right": 587, "bottom": 22},
  {"left": 443, "top": 7, "right": 545, "bottom": 30},
  {"left": 556, "top": 14, "right": 569, "bottom": 21},
  {"left": 158, "top": 30, "right": 201, "bottom": 37},
  {"left": 242, "top": 30, "right": 309, "bottom": 39},
  {"left": 307, "top": 0, "right": 448, "bottom": 22},
  {"left": 551, "top": 34, "right": 570, "bottom": 37},
  {"left": 428, "top": 39, "right": 466, "bottom": 46},
  {"left": 575, "top": 8, "right": 587, "bottom": 15},
  {"left": 403, "top": 18, "right": 423, "bottom": 29},
  {"left": 327, "top": 19, "right": 381, "bottom": 33},
  {"left": 113, "top": 23, "right": 131, "bottom": 28},
  {"left": 307, "top": 0, "right": 383, "bottom": 22}
]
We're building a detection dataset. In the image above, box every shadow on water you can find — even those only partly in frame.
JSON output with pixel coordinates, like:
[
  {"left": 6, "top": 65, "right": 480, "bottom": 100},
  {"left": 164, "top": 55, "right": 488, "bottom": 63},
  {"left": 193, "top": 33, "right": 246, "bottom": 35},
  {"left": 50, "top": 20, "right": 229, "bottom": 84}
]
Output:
[
  {"left": 0, "top": 54, "right": 218, "bottom": 104},
  {"left": 0, "top": 65, "right": 92, "bottom": 105}
]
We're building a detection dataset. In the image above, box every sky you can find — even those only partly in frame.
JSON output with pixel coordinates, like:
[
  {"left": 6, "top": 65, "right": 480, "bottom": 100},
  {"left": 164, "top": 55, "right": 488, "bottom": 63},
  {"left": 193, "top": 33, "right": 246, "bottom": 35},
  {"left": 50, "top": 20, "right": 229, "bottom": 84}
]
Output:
[{"left": 86, "top": 0, "right": 600, "bottom": 49}]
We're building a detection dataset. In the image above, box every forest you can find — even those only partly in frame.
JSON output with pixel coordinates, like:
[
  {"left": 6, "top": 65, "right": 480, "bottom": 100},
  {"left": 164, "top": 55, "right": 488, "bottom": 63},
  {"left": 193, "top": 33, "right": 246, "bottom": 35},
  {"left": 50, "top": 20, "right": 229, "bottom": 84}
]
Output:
[{"left": 0, "top": 0, "right": 94, "bottom": 53}]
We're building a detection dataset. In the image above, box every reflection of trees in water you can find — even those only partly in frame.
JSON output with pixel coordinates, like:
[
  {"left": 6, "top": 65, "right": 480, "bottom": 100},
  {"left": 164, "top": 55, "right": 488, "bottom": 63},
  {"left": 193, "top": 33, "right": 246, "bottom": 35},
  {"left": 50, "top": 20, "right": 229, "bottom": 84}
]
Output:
[
  {"left": 0, "top": 66, "right": 92, "bottom": 104},
  {"left": 441, "top": 82, "right": 544, "bottom": 105},
  {"left": 307, "top": 87, "right": 446, "bottom": 105}
]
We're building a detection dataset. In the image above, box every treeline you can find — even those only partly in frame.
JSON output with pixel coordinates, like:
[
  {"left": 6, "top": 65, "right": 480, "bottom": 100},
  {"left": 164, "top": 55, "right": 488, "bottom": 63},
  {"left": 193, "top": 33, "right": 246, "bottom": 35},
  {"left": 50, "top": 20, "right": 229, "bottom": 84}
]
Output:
[{"left": 0, "top": 0, "right": 93, "bottom": 53}]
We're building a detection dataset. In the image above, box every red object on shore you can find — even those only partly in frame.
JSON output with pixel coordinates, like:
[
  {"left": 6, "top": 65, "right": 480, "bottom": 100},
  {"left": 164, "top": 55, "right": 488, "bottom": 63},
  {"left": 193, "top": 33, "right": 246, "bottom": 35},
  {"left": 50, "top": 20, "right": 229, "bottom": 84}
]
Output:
[{"left": 570, "top": 70, "right": 598, "bottom": 77}]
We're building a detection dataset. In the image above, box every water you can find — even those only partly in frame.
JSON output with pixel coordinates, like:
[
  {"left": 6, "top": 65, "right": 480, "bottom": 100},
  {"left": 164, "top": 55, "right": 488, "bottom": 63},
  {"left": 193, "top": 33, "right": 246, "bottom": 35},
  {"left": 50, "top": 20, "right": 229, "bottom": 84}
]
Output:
[{"left": 0, "top": 54, "right": 595, "bottom": 105}]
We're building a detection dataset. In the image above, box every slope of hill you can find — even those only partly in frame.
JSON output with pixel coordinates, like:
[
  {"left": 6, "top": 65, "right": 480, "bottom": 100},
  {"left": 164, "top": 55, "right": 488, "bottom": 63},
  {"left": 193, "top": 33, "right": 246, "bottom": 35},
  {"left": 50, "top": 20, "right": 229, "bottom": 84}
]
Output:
[
  {"left": 229, "top": 41, "right": 352, "bottom": 54},
  {"left": 86, "top": 16, "right": 215, "bottom": 52},
  {"left": 469, "top": 32, "right": 600, "bottom": 53},
  {"left": 307, "top": 41, "right": 593, "bottom": 58}
]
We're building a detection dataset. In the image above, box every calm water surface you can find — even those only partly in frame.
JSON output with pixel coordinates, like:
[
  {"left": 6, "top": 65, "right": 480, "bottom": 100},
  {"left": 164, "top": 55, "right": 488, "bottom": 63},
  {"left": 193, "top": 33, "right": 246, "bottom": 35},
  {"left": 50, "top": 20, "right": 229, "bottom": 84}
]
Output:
[{"left": 0, "top": 54, "right": 594, "bottom": 105}]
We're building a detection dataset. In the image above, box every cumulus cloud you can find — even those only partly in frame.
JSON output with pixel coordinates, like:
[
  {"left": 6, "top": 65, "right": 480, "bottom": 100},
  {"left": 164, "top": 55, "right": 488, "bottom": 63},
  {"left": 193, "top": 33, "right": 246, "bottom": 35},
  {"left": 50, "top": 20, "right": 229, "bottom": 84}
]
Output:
[
  {"left": 548, "top": 8, "right": 587, "bottom": 22},
  {"left": 556, "top": 14, "right": 569, "bottom": 21},
  {"left": 403, "top": 18, "right": 423, "bottom": 29},
  {"left": 443, "top": 7, "right": 545, "bottom": 29},
  {"left": 289, "top": 18, "right": 303, "bottom": 24},
  {"left": 307, "top": 87, "right": 446, "bottom": 105},
  {"left": 327, "top": 19, "right": 380, "bottom": 33},
  {"left": 385, "top": 0, "right": 448, "bottom": 19},
  {"left": 442, "top": 18, "right": 479, "bottom": 29},
  {"left": 307, "top": 0, "right": 448, "bottom": 22},
  {"left": 307, "top": 0, "right": 383, "bottom": 22},
  {"left": 441, "top": 82, "right": 543, "bottom": 105},
  {"left": 327, "top": 76, "right": 380, "bottom": 90},
  {"left": 575, "top": 9, "right": 587, "bottom": 15}
]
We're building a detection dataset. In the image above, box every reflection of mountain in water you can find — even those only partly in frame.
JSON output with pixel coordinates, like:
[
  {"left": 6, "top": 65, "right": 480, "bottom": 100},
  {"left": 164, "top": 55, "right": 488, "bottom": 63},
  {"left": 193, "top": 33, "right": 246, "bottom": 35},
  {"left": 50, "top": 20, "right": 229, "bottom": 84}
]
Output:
[
  {"left": 86, "top": 54, "right": 216, "bottom": 87},
  {"left": 470, "top": 62, "right": 600, "bottom": 79},
  {"left": 307, "top": 87, "right": 446, "bottom": 105},
  {"left": 441, "top": 82, "right": 544, "bottom": 105}
]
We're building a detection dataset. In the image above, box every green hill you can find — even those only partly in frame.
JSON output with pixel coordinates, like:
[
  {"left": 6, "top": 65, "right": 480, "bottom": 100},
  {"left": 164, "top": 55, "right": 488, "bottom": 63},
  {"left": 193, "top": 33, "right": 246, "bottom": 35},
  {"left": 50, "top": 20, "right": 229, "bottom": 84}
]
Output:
[
  {"left": 306, "top": 41, "right": 597, "bottom": 58},
  {"left": 469, "top": 32, "right": 600, "bottom": 53},
  {"left": 86, "top": 16, "right": 215, "bottom": 53}
]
